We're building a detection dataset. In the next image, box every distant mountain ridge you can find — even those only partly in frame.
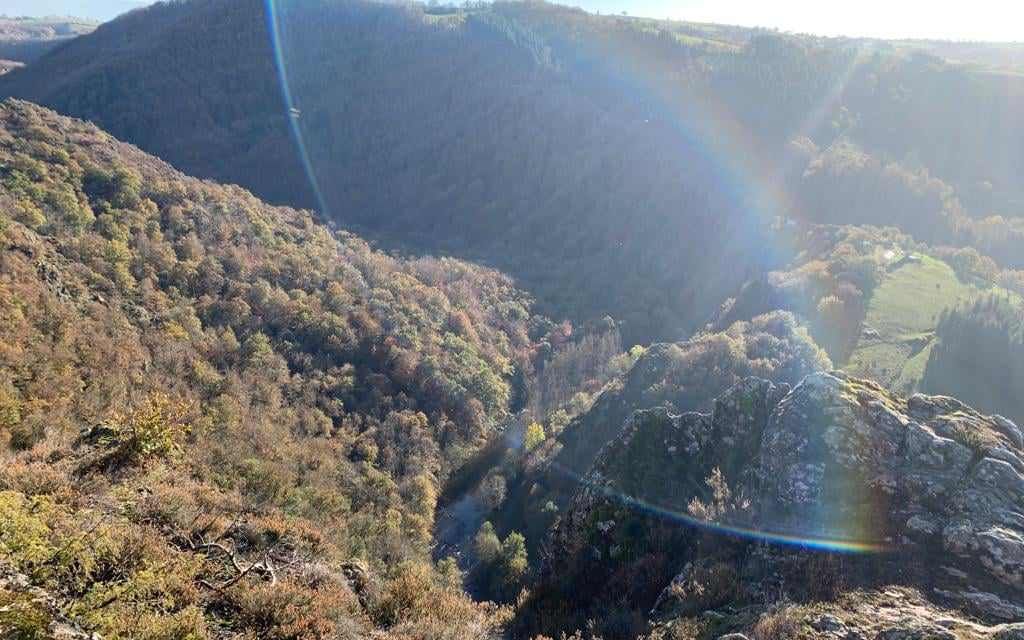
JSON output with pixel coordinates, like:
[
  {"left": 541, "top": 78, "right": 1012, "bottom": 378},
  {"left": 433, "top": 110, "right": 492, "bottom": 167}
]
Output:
[
  {"left": 2, "top": 0, "right": 144, "bottom": 22},
  {"left": 0, "top": 15, "right": 97, "bottom": 62},
  {"left": 4, "top": 0, "right": 1024, "bottom": 346}
]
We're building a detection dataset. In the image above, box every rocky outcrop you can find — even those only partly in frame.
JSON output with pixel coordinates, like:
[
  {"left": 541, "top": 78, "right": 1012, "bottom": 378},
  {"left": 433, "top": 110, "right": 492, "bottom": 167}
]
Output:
[
  {"left": 755, "top": 373, "right": 1024, "bottom": 602},
  {"left": 532, "top": 371, "right": 1024, "bottom": 634},
  {"left": 646, "top": 587, "right": 1024, "bottom": 640},
  {"left": 495, "top": 312, "right": 829, "bottom": 559},
  {"left": 552, "top": 312, "right": 829, "bottom": 490},
  {"left": 0, "top": 562, "right": 98, "bottom": 639}
]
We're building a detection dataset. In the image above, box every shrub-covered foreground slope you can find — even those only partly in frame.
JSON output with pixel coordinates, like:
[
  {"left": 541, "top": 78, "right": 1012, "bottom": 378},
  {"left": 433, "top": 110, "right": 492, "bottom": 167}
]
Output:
[{"left": 0, "top": 99, "right": 543, "bottom": 638}]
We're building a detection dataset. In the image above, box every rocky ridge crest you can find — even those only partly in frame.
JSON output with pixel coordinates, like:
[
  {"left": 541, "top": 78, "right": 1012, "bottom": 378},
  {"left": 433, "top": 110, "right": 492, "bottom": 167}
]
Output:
[{"left": 535, "top": 372, "right": 1024, "bottom": 634}]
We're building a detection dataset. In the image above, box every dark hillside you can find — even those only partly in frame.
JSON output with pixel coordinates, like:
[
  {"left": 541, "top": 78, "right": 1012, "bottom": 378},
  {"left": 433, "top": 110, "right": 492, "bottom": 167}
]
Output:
[
  {"left": 5, "top": 1, "right": 1024, "bottom": 344},
  {"left": 1, "top": 0, "right": 311, "bottom": 208},
  {"left": 923, "top": 294, "right": 1024, "bottom": 426}
]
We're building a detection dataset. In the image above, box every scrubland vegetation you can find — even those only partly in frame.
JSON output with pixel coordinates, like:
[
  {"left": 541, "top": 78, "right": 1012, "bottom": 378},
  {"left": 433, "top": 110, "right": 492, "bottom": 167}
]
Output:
[{"left": 0, "top": 99, "right": 540, "bottom": 638}]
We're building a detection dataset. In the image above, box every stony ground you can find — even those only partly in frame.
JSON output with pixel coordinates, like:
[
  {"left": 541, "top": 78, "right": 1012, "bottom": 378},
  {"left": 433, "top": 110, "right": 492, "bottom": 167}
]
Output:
[{"left": 648, "top": 587, "right": 1024, "bottom": 640}]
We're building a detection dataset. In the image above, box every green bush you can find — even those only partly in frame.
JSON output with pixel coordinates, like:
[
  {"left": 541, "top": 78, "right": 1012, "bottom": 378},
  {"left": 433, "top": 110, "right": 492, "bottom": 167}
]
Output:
[{"left": 101, "top": 395, "right": 191, "bottom": 467}]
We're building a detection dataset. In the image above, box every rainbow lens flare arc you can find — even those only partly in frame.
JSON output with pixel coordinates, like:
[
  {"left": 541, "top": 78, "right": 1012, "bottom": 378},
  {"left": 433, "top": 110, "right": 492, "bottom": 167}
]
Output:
[{"left": 264, "top": 0, "right": 886, "bottom": 556}]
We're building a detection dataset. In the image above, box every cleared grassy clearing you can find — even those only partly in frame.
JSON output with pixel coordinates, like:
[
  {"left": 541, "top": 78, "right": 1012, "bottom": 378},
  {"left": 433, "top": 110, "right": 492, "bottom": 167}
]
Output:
[{"left": 845, "top": 255, "right": 978, "bottom": 393}]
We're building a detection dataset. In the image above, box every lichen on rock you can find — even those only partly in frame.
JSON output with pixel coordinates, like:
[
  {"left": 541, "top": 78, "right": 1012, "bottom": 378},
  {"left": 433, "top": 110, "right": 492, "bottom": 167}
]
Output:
[{"left": 531, "top": 370, "right": 1024, "bottom": 634}]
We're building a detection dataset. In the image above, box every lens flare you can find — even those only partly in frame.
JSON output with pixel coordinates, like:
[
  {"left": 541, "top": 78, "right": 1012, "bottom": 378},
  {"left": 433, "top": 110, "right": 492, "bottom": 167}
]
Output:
[
  {"left": 549, "top": 460, "right": 889, "bottom": 553},
  {"left": 265, "top": 0, "right": 329, "bottom": 217},
  {"left": 263, "top": 4, "right": 888, "bottom": 555},
  {"left": 793, "top": 46, "right": 868, "bottom": 145},
  {"left": 264, "top": 2, "right": 791, "bottom": 241}
]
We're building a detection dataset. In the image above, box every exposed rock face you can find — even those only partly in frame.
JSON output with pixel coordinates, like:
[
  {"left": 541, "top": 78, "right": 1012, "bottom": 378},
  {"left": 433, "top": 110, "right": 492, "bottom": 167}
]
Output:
[
  {"left": 533, "top": 372, "right": 1024, "bottom": 634},
  {"left": 553, "top": 313, "right": 829, "bottom": 490},
  {"left": 755, "top": 373, "right": 1024, "bottom": 601},
  {"left": 495, "top": 312, "right": 829, "bottom": 559},
  {"left": 0, "top": 562, "right": 98, "bottom": 639},
  {"left": 646, "top": 587, "right": 1024, "bottom": 640},
  {"left": 552, "top": 343, "right": 698, "bottom": 487}
]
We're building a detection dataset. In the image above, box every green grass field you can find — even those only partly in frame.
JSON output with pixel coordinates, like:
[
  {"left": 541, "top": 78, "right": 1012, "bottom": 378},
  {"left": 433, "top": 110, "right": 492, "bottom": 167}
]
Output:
[
  {"left": 670, "top": 32, "right": 741, "bottom": 52},
  {"left": 845, "top": 255, "right": 981, "bottom": 393}
]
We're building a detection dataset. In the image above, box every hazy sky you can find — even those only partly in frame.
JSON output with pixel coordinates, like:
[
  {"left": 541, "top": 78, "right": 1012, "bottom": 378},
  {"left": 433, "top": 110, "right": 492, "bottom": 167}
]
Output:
[
  {"left": 3, "top": 1, "right": 146, "bottom": 21},
  {"left": 4, "top": 0, "right": 1021, "bottom": 42},
  {"left": 577, "top": 0, "right": 1023, "bottom": 41}
]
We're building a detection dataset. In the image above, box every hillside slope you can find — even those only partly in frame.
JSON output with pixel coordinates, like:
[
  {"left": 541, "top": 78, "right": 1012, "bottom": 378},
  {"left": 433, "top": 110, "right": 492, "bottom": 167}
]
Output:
[
  {"left": 0, "top": 99, "right": 539, "bottom": 638},
  {"left": 11, "top": 0, "right": 1024, "bottom": 343},
  {"left": 1, "top": 1, "right": 307, "bottom": 209},
  {"left": 923, "top": 293, "right": 1024, "bottom": 428}
]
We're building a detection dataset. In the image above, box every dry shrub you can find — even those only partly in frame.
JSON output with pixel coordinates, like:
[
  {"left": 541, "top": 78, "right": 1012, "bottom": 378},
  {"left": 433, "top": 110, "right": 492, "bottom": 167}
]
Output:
[
  {"left": 234, "top": 512, "right": 327, "bottom": 559},
  {"left": 101, "top": 394, "right": 192, "bottom": 468},
  {"left": 687, "top": 468, "right": 749, "bottom": 524},
  {"left": 371, "top": 560, "right": 507, "bottom": 639},
  {"left": 7, "top": 413, "right": 46, "bottom": 451},
  {"left": 113, "top": 606, "right": 209, "bottom": 640},
  {"left": 663, "top": 617, "right": 711, "bottom": 640},
  {"left": 752, "top": 604, "right": 802, "bottom": 640},
  {"left": 0, "top": 455, "right": 74, "bottom": 501},
  {"left": 0, "top": 586, "right": 54, "bottom": 638},
  {"left": 130, "top": 478, "right": 203, "bottom": 529},
  {"left": 386, "top": 592, "right": 508, "bottom": 640},
  {"left": 224, "top": 577, "right": 364, "bottom": 640},
  {"left": 803, "top": 554, "right": 847, "bottom": 600},
  {"left": 372, "top": 561, "right": 435, "bottom": 627},
  {"left": 662, "top": 560, "right": 740, "bottom": 615}
]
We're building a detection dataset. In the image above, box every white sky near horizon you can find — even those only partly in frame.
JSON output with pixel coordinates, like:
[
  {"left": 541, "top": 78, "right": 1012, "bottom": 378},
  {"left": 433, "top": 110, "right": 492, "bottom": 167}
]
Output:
[
  {"left": 3, "top": 0, "right": 1021, "bottom": 42},
  {"left": 577, "top": 0, "right": 1023, "bottom": 42},
  {"left": 2, "top": 1, "right": 145, "bottom": 21}
]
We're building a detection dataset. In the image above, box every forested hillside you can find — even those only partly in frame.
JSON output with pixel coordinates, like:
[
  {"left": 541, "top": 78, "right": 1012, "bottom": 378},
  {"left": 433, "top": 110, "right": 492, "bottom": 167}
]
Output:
[
  {"left": 0, "top": 1, "right": 306, "bottom": 211},
  {"left": 7, "top": 0, "right": 1024, "bottom": 345},
  {"left": 923, "top": 293, "right": 1024, "bottom": 426},
  {"left": 0, "top": 99, "right": 544, "bottom": 638}
]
